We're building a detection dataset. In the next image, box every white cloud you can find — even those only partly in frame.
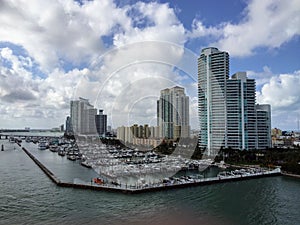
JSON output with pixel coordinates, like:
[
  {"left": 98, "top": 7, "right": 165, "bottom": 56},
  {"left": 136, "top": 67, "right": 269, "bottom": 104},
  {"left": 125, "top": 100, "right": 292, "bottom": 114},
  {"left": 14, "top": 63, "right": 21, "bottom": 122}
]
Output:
[
  {"left": 247, "top": 66, "right": 274, "bottom": 86},
  {"left": 86, "top": 39, "right": 199, "bottom": 128},
  {"left": 0, "top": 46, "right": 89, "bottom": 128},
  {"left": 257, "top": 71, "right": 300, "bottom": 109},
  {"left": 113, "top": 2, "right": 186, "bottom": 47},
  {"left": 256, "top": 71, "right": 300, "bottom": 130},
  {"left": 188, "top": 20, "right": 222, "bottom": 39},
  {"left": 0, "top": 0, "right": 299, "bottom": 131},
  {"left": 190, "top": 0, "right": 300, "bottom": 57},
  {"left": 218, "top": 0, "right": 300, "bottom": 56},
  {"left": 0, "top": 0, "right": 132, "bottom": 71},
  {"left": 0, "top": 0, "right": 193, "bottom": 129}
]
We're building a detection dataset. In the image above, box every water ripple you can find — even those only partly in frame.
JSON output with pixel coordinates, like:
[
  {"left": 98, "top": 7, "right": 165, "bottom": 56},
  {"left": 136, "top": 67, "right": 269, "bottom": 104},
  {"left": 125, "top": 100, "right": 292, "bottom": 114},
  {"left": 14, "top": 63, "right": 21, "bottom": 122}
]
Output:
[{"left": 1, "top": 140, "right": 300, "bottom": 225}]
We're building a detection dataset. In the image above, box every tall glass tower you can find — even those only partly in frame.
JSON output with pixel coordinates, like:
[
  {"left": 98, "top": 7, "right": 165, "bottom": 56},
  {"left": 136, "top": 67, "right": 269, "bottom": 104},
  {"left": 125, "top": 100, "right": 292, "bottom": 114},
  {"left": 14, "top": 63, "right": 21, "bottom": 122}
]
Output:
[
  {"left": 198, "top": 47, "right": 229, "bottom": 156},
  {"left": 198, "top": 47, "right": 271, "bottom": 154},
  {"left": 227, "top": 72, "right": 257, "bottom": 150},
  {"left": 256, "top": 104, "right": 272, "bottom": 149},
  {"left": 157, "top": 86, "right": 190, "bottom": 139}
]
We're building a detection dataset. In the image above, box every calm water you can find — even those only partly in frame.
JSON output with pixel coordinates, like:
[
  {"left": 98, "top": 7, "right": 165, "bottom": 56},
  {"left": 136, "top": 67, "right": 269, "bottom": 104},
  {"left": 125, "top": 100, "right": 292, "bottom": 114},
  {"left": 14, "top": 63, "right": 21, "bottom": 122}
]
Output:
[{"left": 0, "top": 139, "right": 300, "bottom": 225}]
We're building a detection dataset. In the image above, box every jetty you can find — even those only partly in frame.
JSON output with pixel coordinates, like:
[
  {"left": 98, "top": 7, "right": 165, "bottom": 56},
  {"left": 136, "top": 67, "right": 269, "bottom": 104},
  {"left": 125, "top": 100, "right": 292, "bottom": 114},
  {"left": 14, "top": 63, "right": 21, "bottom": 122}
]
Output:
[{"left": 20, "top": 146, "right": 282, "bottom": 194}]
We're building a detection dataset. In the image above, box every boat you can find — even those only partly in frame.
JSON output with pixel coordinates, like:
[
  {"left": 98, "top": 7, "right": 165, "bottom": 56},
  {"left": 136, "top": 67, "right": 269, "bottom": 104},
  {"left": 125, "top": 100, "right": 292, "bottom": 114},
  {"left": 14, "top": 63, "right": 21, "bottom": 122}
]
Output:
[
  {"left": 218, "top": 161, "right": 227, "bottom": 169},
  {"left": 9, "top": 136, "right": 15, "bottom": 143},
  {"left": 67, "top": 155, "right": 76, "bottom": 161},
  {"left": 93, "top": 177, "right": 104, "bottom": 185},
  {"left": 49, "top": 145, "right": 58, "bottom": 152},
  {"left": 81, "top": 161, "right": 92, "bottom": 168},
  {"left": 58, "top": 150, "right": 66, "bottom": 156},
  {"left": 38, "top": 141, "right": 47, "bottom": 150}
]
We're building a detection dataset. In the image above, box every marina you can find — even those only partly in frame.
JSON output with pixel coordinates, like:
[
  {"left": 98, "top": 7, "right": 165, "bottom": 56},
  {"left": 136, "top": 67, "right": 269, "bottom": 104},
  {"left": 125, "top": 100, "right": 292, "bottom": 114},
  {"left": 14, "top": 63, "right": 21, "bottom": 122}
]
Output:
[
  {"left": 16, "top": 135, "right": 215, "bottom": 183},
  {"left": 7, "top": 137, "right": 281, "bottom": 194}
]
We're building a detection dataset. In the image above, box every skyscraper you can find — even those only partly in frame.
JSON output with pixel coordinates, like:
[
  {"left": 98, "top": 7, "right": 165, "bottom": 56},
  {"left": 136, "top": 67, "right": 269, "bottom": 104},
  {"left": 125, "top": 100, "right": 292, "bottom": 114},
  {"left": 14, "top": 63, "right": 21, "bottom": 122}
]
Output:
[
  {"left": 198, "top": 47, "right": 229, "bottom": 156},
  {"left": 157, "top": 86, "right": 190, "bottom": 139},
  {"left": 256, "top": 104, "right": 272, "bottom": 149},
  {"left": 227, "top": 72, "right": 257, "bottom": 150},
  {"left": 70, "top": 97, "right": 97, "bottom": 134},
  {"left": 65, "top": 116, "right": 72, "bottom": 133},
  {"left": 198, "top": 47, "right": 271, "bottom": 155},
  {"left": 95, "top": 109, "right": 107, "bottom": 137}
]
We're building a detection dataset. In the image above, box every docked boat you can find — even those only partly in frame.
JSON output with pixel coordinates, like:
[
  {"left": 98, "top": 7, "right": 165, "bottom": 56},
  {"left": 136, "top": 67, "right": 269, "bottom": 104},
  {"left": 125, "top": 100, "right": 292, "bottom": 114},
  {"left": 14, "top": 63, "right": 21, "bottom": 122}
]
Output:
[
  {"left": 58, "top": 150, "right": 66, "bottom": 157},
  {"left": 218, "top": 161, "right": 227, "bottom": 169},
  {"left": 9, "top": 136, "right": 15, "bottom": 143},
  {"left": 93, "top": 177, "right": 104, "bottom": 185},
  {"left": 67, "top": 155, "right": 76, "bottom": 161},
  {"left": 49, "top": 145, "right": 58, "bottom": 152},
  {"left": 38, "top": 141, "right": 47, "bottom": 150},
  {"left": 218, "top": 164, "right": 227, "bottom": 169},
  {"left": 81, "top": 161, "right": 92, "bottom": 168}
]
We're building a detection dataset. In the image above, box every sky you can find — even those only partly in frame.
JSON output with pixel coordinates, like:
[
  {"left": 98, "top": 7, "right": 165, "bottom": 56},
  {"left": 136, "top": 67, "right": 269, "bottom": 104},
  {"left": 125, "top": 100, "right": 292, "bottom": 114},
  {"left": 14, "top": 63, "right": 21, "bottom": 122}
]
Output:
[{"left": 0, "top": 0, "right": 299, "bottom": 130}]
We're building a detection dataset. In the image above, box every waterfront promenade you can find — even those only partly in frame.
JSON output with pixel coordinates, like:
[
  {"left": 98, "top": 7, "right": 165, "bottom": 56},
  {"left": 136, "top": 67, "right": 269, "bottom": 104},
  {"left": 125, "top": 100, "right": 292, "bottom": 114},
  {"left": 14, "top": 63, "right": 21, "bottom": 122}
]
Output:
[{"left": 19, "top": 143, "right": 282, "bottom": 194}]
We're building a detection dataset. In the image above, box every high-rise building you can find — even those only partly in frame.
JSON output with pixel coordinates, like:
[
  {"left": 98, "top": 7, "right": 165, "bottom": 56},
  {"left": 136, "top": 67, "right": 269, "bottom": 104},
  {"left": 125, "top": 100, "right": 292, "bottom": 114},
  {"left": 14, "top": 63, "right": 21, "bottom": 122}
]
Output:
[
  {"left": 107, "top": 126, "right": 112, "bottom": 132},
  {"left": 65, "top": 116, "right": 72, "bottom": 133},
  {"left": 256, "top": 104, "right": 272, "bottom": 149},
  {"left": 70, "top": 97, "right": 97, "bottom": 134},
  {"left": 198, "top": 47, "right": 271, "bottom": 155},
  {"left": 117, "top": 126, "right": 126, "bottom": 142},
  {"left": 60, "top": 124, "right": 64, "bottom": 132},
  {"left": 131, "top": 124, "right": 139, "bottom": 138},
  {"left": 124, "top": 126, "right": 133, "bottom": 143},
  {"left": 227, "top": 72, "right": 257, "bottom": 150},
  {"left": 70, "top": 100, "right": 82, "bottom": 134},
  {"left": 95, "top": 109, "right": 107, "bottom": 137},
  {"left": 149, "top": 126, "right": 159, "bottom": 138},
  {"left": 198, "top": 47, "right": 229, "bottom": 156},
  {"left": 157, "top": 86, "right": 190, "bottom": 139}
]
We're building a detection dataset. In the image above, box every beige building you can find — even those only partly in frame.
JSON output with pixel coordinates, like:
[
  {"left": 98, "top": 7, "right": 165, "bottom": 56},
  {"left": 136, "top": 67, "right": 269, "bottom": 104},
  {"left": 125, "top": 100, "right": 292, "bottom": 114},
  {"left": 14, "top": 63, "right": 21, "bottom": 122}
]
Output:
[
  {"left": 70, "top": 97, "right": 97, "bottom": 135},
  {"left": 157, "top": 86, "right": 190, "bottom": 140},
  {"left": 117, "top": 124, "right": 161, "bottom": 147}
]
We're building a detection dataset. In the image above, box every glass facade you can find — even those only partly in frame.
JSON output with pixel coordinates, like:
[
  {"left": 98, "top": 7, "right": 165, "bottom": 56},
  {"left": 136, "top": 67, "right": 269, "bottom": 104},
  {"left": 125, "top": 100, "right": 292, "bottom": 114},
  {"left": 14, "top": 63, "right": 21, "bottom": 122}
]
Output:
[{"left": 198, "top": 48, "right": 271, "bottom": 153}]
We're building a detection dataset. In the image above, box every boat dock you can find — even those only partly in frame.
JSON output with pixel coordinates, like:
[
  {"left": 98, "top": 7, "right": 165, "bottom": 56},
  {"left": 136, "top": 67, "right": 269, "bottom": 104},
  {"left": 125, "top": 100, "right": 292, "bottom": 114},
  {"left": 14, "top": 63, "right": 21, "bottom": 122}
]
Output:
[{"left": 20, "top": 145, "right": 282, "bottom": 194}]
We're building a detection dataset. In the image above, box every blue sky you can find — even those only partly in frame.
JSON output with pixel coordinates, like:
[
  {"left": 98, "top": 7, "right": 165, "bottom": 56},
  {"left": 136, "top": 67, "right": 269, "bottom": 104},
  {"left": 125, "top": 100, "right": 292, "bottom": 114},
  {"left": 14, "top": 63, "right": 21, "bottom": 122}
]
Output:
[{"left": 0, "top": 0, "right": 299, "bottom": 130}]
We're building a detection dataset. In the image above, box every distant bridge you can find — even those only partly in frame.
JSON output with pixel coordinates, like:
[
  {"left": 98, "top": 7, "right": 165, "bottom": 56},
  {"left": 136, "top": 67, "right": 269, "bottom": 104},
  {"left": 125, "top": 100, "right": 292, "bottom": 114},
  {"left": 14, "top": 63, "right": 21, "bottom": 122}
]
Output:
[
  {"left": 0, "top": 132, "right": 63, "bottom": 139},
  {"left": 0, "top": 129, "right": 30, "bottom": 133}
]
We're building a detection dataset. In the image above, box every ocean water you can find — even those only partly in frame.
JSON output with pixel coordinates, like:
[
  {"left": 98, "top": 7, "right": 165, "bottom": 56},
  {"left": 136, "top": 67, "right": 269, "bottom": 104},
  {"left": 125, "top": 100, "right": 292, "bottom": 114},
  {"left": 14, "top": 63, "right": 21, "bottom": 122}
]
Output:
[{"left": 0, "top": 139, "right": 300, "bottom": 225}]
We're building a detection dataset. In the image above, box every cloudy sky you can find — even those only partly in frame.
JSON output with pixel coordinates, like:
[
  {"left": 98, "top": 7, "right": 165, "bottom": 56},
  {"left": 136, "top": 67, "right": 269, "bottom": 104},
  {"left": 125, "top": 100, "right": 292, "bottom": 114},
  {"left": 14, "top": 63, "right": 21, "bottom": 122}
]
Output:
[{"left": 0, "top": 0, "right": 299, "bottom": 130}]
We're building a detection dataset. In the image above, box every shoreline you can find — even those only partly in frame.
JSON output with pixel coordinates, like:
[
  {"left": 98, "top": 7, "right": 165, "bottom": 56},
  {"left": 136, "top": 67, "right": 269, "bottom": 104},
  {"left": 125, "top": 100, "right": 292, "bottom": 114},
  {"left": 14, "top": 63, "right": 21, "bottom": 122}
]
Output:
[
  {"left": 227, "top": 163, "right": 300, "bottom": 179},
  {"left": 281, "top": 172, "right": 300, "bottom": 179}
]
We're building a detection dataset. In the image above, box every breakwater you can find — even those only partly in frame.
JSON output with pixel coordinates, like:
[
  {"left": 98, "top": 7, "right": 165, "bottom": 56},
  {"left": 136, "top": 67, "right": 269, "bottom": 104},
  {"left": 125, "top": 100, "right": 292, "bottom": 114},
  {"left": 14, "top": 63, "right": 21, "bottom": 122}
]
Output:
[
  {"left": 22, "top": 147, "right": 60, "bottom": 184},
  {"left": 21, "top": 146, "right": 282, "bottom": 194}
]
